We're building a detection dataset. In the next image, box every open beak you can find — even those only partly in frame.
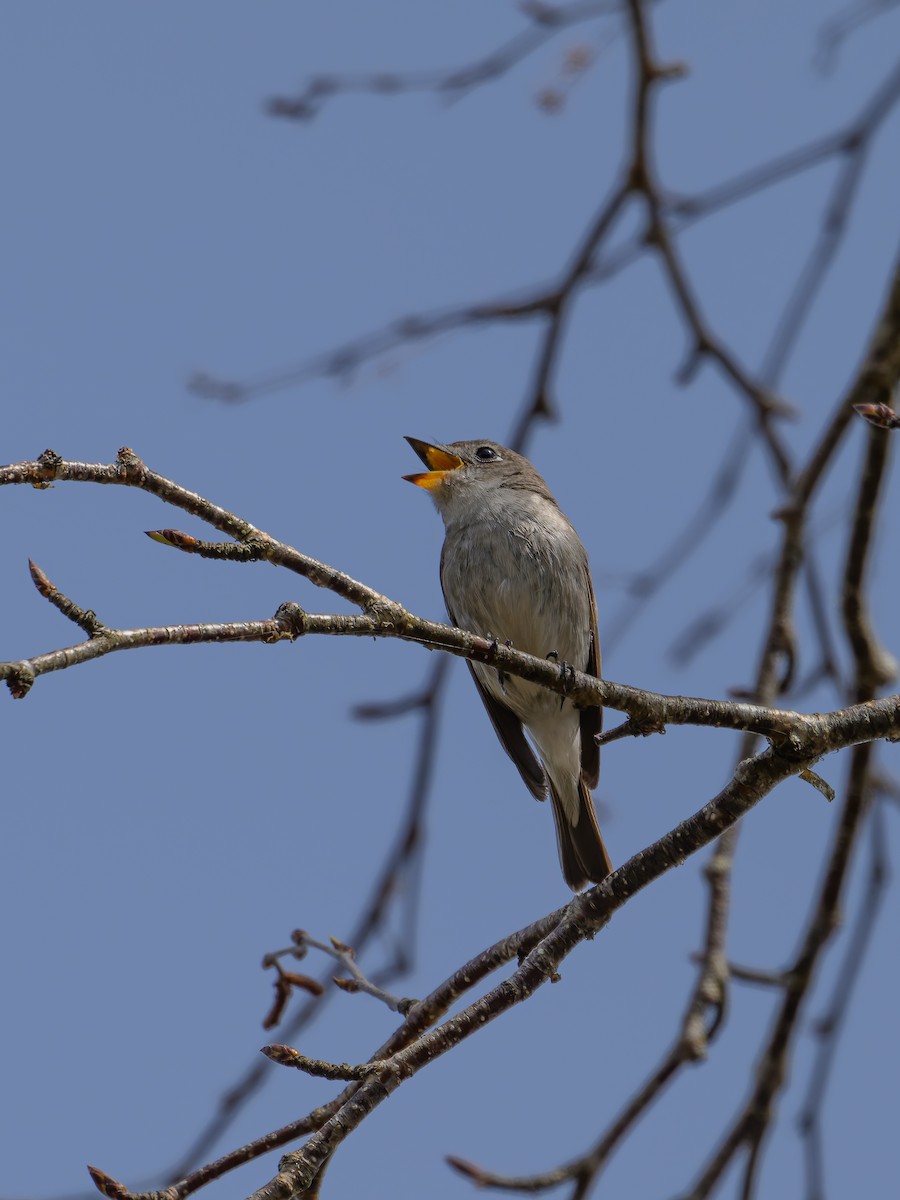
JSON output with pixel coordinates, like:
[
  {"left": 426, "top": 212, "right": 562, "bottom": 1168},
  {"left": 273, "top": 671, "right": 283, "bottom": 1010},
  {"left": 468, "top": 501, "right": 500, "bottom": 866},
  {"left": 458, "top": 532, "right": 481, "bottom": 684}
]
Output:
[{"left": 403, "top": 437, "right": 464, "bottom": 490}]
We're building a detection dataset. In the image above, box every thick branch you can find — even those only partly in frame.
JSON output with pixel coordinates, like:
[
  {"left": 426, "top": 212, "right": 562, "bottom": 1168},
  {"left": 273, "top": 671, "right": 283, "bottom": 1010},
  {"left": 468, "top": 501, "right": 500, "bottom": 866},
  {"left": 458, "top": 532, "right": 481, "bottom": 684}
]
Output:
[
  {"left": 242, "top": 718, "right": 896, "bottom": 1200},
  {"left": 87, "top": 701, "right": 900, "bottom": 1200},
  {"left": 5, "top": 560, "right": 900, "bottom": 755}
]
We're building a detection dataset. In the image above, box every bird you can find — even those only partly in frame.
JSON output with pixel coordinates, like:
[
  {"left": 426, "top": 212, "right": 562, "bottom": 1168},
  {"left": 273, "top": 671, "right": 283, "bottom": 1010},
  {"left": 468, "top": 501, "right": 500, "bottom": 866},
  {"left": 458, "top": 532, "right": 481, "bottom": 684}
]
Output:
[{"left": 404, "top": 436, "right": 612, "bottom": 890}]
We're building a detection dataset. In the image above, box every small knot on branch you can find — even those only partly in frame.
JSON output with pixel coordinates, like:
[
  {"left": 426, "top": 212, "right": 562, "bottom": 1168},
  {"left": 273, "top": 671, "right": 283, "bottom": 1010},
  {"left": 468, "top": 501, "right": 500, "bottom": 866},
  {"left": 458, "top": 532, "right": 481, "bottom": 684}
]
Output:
[
  {"left": 5, "top": 661, "right": 36, "bottom": 699},
  {"left": 35, "top": 448, "right": 63, "bottom": 487},
  {"left": 647, "top": 59, "right": 689, "bottom": 85},
  {"left": 273, "top": 602, "right": 307, "bottom": 640},
  {"left": 116, "top": 447, "right": 145, "bottom": 478},
  {"left": 596, "top": 715, "right": 666, "bottom": 747}
]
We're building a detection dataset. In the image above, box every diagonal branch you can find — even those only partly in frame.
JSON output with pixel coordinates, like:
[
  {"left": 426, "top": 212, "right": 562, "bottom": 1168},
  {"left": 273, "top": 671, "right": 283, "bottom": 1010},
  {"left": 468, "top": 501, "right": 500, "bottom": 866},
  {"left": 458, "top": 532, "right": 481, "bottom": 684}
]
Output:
[
  {"left": 265, "top": 1, "right": 624, "bottom": 120},
  {"left": 86, "top": 705, "right": 900, "bottom": 1200}
]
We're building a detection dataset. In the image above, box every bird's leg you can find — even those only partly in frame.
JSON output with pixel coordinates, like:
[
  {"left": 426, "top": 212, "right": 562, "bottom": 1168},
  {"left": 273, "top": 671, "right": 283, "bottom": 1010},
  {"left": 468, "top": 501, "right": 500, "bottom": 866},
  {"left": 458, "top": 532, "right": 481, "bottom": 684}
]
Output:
[
  {"left": 496, "top": 637, "right": 513, "bottom": 693},
  {"left": 547, "top": 650, "right": 575, "bottom": 707}
]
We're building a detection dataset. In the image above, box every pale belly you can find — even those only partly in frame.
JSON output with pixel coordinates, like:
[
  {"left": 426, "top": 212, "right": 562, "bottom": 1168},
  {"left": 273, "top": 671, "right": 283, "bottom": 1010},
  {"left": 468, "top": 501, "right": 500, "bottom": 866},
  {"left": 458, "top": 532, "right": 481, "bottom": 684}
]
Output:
[{"left": 442, "top": 518, "right": 591, "bottom": 727}]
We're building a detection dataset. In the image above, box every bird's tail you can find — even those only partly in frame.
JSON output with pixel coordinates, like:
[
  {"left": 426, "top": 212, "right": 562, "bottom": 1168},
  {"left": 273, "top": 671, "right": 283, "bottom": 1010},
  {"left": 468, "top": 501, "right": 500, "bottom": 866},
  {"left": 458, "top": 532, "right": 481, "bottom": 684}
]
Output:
[{"left": 548, "top": 774, "right": 613, "bottom": 892}]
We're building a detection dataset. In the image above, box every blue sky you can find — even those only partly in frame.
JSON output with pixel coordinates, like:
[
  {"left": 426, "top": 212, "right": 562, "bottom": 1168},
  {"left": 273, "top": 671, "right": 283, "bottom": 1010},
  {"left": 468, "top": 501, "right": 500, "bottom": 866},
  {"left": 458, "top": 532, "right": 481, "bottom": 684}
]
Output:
[{"left": 3, "top": 3, "right": 900, "bottom": 1198}]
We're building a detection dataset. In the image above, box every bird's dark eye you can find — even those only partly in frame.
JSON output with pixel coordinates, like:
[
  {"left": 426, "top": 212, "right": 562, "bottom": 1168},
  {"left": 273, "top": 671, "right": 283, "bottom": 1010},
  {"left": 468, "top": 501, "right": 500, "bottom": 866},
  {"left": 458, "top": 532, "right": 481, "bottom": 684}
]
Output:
[{"left": 474, "top": 446, "right": 498, "bottom": 462}]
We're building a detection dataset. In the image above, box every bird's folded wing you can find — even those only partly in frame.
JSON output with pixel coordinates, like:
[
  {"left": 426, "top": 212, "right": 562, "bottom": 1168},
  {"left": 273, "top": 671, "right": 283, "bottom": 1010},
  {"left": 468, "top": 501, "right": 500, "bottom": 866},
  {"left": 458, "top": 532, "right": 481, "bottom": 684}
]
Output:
[
  {"left": 579, "top": 561, "right": 602, "bottom": 788},
  {"left": 464, "top": 661, "right": 547, "bottom": 800},
  {"left": 443, "top": 585, "right": 547, "bottom": 801}
]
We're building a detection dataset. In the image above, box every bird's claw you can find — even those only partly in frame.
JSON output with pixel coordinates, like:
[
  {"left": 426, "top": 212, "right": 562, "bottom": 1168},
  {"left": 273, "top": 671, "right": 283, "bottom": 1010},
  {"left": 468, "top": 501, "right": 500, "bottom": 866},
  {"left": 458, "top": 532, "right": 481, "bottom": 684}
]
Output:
[{"left": 546, "top": 652, "right": 576, "bottom": 699}]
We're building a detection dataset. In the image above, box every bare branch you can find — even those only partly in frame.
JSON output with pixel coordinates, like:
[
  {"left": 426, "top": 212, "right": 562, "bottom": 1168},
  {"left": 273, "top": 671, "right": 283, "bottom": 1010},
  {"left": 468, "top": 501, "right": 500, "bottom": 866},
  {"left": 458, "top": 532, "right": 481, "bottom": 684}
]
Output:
[
  {"left": 796, "top": 801, "right": 891, "bottom": 1200},
  {"left": 264, "top": 1, "right": 622, "bottom": 120},
  {"left": 260, "top": 1046, "right": 386, "bottom": 1083},
  {"left": 240, "top": 726, "right": 893, "bottom": 1200},
  {"left": 84, "top": 708, "right": 900, "bottom": 1199},
  {"left": 7, "top": 538, "right": 900, "bottom": 758},
  {"left": 273, "top": 931, "right": 416, "bottom": 1015},
  {"left": 815, "top": 0, "right": 900, "bottom": 72},
  {"left": 147, "top": 661, "right": 448, "bottom": 1185}
]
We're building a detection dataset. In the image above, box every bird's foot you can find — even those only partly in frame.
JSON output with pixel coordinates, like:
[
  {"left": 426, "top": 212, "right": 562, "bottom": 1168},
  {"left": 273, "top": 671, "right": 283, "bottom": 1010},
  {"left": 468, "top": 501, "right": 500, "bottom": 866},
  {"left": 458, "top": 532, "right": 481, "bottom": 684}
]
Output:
[
  {"left": 494, "top": 640, "right": 515, "bottom": 694},
  {"left": 547, "top": 651, "right": 576, "bottom": 700}
]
